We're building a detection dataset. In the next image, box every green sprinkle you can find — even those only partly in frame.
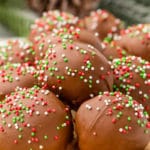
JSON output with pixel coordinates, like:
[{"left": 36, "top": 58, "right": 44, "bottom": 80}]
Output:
[
  {"left": 125, "top": 126, "right": 128, "bottom": 130},
  {"left": 119, "top": 111, "right": 123, "bottom": 116},
  {"left": 57, "top": 126, "right": 60, "bottom": 130},
  {"left": 53, "top": 61, "right": 57, "bottom": 65},
  {"left": 2, "top": 120, "right": 6, "bottom": 125},
  {"left": 144, "top": 130, "right": 149, "bottom": 134},
  {"left": 56, "top": 76, "right": 60, "bottom": 79},
  {"left": 18, "top": 134, "right": 22, "bottom": 139},
  {"left": 80, "top": 76, "right": 84, "bottom": 80},
  {"left": 88, "top": 80, "right": 92, "bottom": 84},
  {"left": 127, "top": 117, "right": 131, "bottom": 121},
  {"left": 89, "top": 84, "right": 92, "bottom": 88},
  {"left": 31, "top": 132, "right": 35, "bottom": 137},
  {"left": 44, "top": 135, "right": 48, "bottom": 140},
  {"left": 62, "top": 43, "right": 67, "bottom": 49},
  {"left": 64, "top": 57, "right": 68, "bottom": 62},
  {"left": 50, "top": 72, "right": 54, "bottom": 76},
  {"left": 65, "top": 116, "right": 69, "bottom": 120},
  {"left": 19, "top": 128, "right": 23, "bottom": 132},
  {"left": 61, "top": 76, "right": 65, "bottom": 80}
]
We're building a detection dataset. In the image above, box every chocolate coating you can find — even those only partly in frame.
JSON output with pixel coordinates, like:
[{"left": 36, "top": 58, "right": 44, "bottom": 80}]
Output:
[
  {"left": 0, "top": 63, "right": 43, "bottom": 100},
  {"left": 115, "top": 24, "right": 150, "bottom": 61},
  {"left": 33, "top": 26, "right": 102, "bottom": 59},
  {"left": 83, "top": 9, "right": 123, "bottom": 40},
  {"left": 0, "top": 39, "right": 35, "bottom": 66},
  {"left": 112, "top": 56, "right": 150, "bottom": 115},
  {"left": 76, "top": 92, "right": 150, "bottom": 150},
  {"left": 29, "top": 10, "right": 80, "bottom": 44},
  {"left": 36, "top": 40, "right": 113, "bottom": 107},
  {"left": 0, "top": 86, "right": 72, "bottom": 150},
  {"left": 101, "top": 40, "right": 128, "bottom": 61}
]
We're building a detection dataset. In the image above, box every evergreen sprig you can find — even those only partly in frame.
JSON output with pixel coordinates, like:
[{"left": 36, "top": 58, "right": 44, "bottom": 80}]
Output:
[{"left": 0, "top": 6, "right": 37, "bottom": 37}]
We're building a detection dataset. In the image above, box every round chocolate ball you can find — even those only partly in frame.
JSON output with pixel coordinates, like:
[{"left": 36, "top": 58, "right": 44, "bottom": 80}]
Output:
[
  {"left": 36, "top": 40, "right": 113, "bottom": 107},
  {"left": 75, "top": 91, "right": 150, "bottom": 150},
  {"left": 0, "top": 63, "right": 43, "bottom": 100},
  {"left": 114, "top": 24, "right": 150, "bottom": 61},
  {"left": 0, "top": 86, "right": 73, "bottom": 150},
  {"left": 82, "top": 9, "right": 123, "bottom": 40},
  {"left": 0, "top": 39, "right": 35, "bottom": 66},
  {"left": 33, "top": 26, "right": 102, "bottom": 59},
  {"left": 101, "top": 39, "right": 128, "bottom": 61},
  {"left": 112, "top": 56, "right": 150, "bottom": 114},
  {"left": 29, "top": 10, "right": 81, "bottom": 44}
]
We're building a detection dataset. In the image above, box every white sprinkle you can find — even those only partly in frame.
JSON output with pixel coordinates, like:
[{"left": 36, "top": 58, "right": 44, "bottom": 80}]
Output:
[
  {"left": 59, "top": 86, "right": 63, "bottom": 90},
  {"left": 40, "top": 52, "right": 44, "bottom": 57},
  {"left": 81, "top": 66, "right": 85, "bottom": 70},
  {"left": 84, "top": 79, "right": 88, "bottom": 83},
  {"left": 43, "top": 75, "right": 48, "bottom": 82},
  {"left": 27, "top": 123, "right": 30, "bottom": 127},
  {"left": 44, "top": 90, "right": 49, "bottom": 95},
  {"left": 90, "top": 94, "right": 94, "bottom": 98},
  {"left": 56, "top": 94, "right": 59, "bottom": 97},
  {"left": 36, "top": 111, "right": 40, "bottom": 115},
  {"left": 55, "top": 68, "right": 58, "bottom": 71},
  {"left": 65, "top": 66, "right": 69, "bottom": 70},
  {"left": 28, "top": 140, "right": 31, "bottom": 144},
  {"left": 85, "top": 104, "right": 92, "bottom": 110},
  {"left": 47, "top": 39, "right": 51, "bottom": 43},
  {"left": 96, "top": 80, "right": 100, "bottom": 84},
  {"left": 42, "top": 102, "right": 45, "bottom": 106},
  {"left": 119, "top": 128, "right": 123, "bottom": 132},
  {"left": 71, "top": 73, "right": 75, "bottom": 76},
  {"left": 85, "top": 68, "right": 89, "bottom": 71},
  {"left": 91, "top": 67, "right": 95, "bottom": 71},
  {"left": 2, "top": 114, "right": 5, "bottom": 118},
  {"left": 94, "top": 32, "right": 99, "bottom": 37},
  {"left": 93, "top": 132, "right": 97, "bottom": 135},
  {"left": 8, "top": 123, "right": 12, "bottom": 128},
  {"left": 111, "top": 26, "right": 117, "bottom": 32},
  {"left": 39, "top": 145, "right": 44, "bottom": 149},
  {"left": 67, "top": 72, "right": 71, "bottom": 75},
  {"left": 44, "top": 111, "right": 49, "bottom": 116},
  {"left": 36, "top": 101, "right": 40, "bottom": 105},
  {"left": 100, "top": 67, "right": 104, "bottom": 71},
  {"left": 135, "top": 112, "right": 138, "bottom": 116},
  {"left": 61, "top": 54, "right": 65, "bottom": 58},
  {"left": 75, "top": 46, "right": 79, "bottom": 50},
  {"left": 89, "top": 76, "right": 93, "bottom": 79},
  {"left": 14, "top": 124, "right": 19, "bottom": 129},
  {"left": 96, "top": 107, "right": 100, "bottom": 111}
]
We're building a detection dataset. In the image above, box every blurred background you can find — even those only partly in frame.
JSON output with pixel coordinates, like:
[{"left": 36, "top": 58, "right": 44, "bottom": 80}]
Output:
[{"left": 0, "top": 0, "right": 150, "bottom": 38}]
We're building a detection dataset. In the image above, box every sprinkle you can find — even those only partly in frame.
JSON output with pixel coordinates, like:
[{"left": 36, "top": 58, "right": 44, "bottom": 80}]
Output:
[
  {"left": 36, "top": 111, "right": 40, "bottom": 115},
  {"left": 85, "top": 104, "right": 92, "bottom": 110},
  {"left": 96, "top": 107, "right": 100, "bottom": 111},
  {"left": 39, "top": 145, "right": 44, "bottom": 149},
  {"left": 93, "top": 132, "right": 97, "bottom": 136}
]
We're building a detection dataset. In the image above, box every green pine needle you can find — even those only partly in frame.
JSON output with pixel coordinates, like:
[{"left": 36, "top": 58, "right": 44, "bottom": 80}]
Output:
[{"left": 0, "top": 6, "right": 37, "bottom": 37}]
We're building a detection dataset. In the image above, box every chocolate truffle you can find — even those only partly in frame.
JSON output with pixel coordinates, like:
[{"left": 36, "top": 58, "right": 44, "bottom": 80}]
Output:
[
  {"left": 82, "top": 9, "right": 123, "bottom": 40},
  {"left": 33, "top": 26, "right": 102, "bottom": 59},
  {"left": 29, "top": 10, "right": 80, "bottom": 44},
  {"left": 0, "top": 39, "right": 35, "bottom": 66},
  {"left": 75, "top": 91, "right": 150, "bottom": 150},
  {"left": 0, "top": 63, "right": 44, "bottom": 100},
  {"left": 112, "top": 56, "right": 150, "bottom": 114},
  {"left": 101, "top": 39, "right": 128, "bottom": 61},
  {"left": 0, "top": 86, "right": 73, "bottom": 150},
  {"left": 115, "top": 24, "right": 150, "bottom": 61},
  {"left": 36, "top": 38, "right": 113, "bottom": 107}
]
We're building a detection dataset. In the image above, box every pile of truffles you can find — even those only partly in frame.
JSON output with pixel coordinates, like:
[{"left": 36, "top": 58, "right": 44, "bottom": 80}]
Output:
[{"left": 0, "top": 9, "right": 150, "bottom": 150}]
